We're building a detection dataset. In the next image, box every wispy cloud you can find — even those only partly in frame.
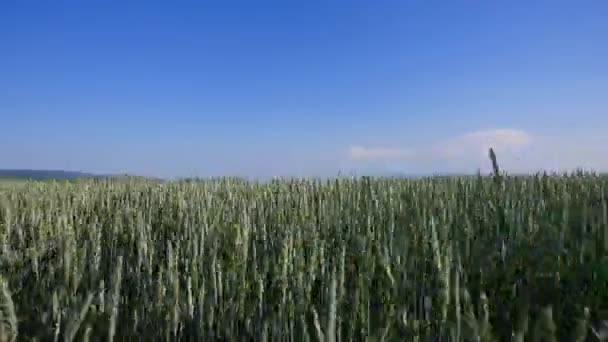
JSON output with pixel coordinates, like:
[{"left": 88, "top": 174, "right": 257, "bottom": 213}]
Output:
[
  {"left": 349, "top": 128, "right": 608, "bottom": 173},
  {"left": 431, "top": 128, "right": 532, "bottom": 160}
]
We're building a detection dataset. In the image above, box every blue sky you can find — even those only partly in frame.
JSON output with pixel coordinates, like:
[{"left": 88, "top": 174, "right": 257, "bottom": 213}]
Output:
[{"left": 1, "top": 1, "right": 607, "bottom": 178}]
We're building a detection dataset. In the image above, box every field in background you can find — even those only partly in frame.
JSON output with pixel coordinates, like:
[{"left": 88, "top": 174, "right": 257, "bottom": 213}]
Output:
[
  {"left": 0, "top": 179, "right": 25, "bottom": 186},
  {"left": 0, "top": 171, "right": 607, "bottom": 340}
]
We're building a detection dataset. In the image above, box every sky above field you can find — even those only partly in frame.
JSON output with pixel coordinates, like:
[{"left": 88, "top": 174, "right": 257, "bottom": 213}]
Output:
[{"left": 1, "top": 1, "right": 607, "bottom": 179}]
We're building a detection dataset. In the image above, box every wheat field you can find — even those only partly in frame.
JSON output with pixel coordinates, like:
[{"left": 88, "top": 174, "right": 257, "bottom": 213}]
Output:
[{"left": 0, "top": 165, "right": 607, "bottom": 340}]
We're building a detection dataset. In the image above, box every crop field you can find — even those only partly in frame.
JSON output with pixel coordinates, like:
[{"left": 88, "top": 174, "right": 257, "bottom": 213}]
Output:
[{"left": 0, "top": 168, "right": 607, "bottom": 340}]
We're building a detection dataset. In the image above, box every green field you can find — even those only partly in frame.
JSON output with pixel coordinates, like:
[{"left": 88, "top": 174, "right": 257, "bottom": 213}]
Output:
[
  {"left": 0, "top": 171, "right": 607, "bottom": 340},
  {"left": 0, "top": 178, "right": 29, "bottom": 184}
]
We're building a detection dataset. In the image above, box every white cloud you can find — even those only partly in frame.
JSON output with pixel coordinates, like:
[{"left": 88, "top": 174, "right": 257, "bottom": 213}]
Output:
[
  {"left": 432, "top": 128, "right": 532, "bottom": 160},
  {"left": 349, "top": 128, "right": 608, "bottom": 174}
]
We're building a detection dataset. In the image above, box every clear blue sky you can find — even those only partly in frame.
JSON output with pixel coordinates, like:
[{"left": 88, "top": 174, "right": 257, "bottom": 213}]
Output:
[{"left": 2, "top": 1, "right": 607, "bottom": 178}]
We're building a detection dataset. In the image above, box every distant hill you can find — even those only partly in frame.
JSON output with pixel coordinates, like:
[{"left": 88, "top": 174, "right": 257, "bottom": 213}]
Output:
[
  {"left": 0, "top": 169, "right": 165, "bottom": 182},
  {"left": 0, "top": 169, "right": 100, "bottom": 181}
]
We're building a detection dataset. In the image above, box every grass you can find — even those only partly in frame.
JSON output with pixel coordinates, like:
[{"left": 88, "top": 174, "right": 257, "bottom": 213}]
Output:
[
  {"left": 0, "top": 178, "right": 29, "bottom": 184},
  {"left": 0, "top": 155, "right": 607, "bottom": 340}
]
